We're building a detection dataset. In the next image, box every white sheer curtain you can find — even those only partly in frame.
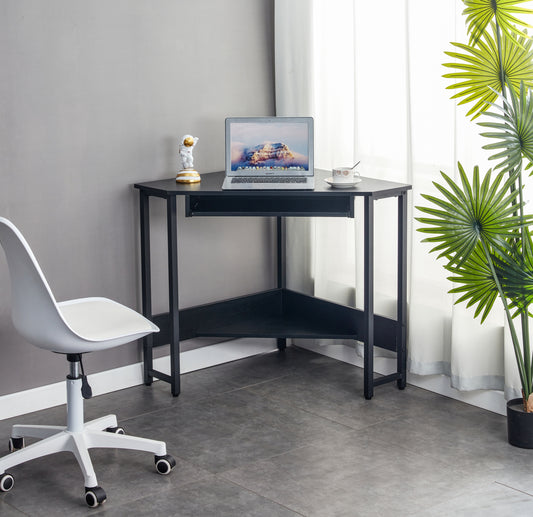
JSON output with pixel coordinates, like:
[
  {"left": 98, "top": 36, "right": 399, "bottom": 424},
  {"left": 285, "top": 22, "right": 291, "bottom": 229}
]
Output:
[{"left": 275, "top": 0, "right": 522, "bottom": 400}]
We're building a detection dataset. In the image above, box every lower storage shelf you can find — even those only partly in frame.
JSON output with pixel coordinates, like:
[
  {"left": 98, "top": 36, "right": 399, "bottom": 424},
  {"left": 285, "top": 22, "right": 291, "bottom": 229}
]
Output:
[{"left": 152, "top": 288, "right": 399, "bottom": 353}]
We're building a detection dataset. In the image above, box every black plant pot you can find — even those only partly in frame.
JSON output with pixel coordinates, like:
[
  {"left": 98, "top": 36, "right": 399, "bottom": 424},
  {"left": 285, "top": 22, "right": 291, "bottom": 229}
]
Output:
[{"left": 507, "top": 398, "right": 533, "bottom": 448}]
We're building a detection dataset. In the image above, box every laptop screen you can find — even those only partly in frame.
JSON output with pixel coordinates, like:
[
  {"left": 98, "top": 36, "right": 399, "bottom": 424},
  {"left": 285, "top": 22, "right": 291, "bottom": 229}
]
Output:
[{"left": 225, "top": 117, "right": 314, "bottom": 177}]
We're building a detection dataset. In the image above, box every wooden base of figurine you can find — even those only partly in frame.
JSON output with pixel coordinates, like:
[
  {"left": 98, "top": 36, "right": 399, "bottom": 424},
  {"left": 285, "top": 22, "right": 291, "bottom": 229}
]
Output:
[{"left": 176, "top": 169, "right": 201, "bottom": 184}]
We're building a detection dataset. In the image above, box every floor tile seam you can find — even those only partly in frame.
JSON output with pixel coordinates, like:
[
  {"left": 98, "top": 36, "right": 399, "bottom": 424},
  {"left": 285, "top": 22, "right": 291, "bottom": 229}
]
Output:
[
  {"left": 117, "top": 405, "right": 182, "bottom": 424},
  {"left": 114, "top": 393, "right": 227, "bottom": 423},
  {"left": 276, "top": 400, "right": 417, "bottom": 436},
  {"left": 199, "top": 379, "right": 361, "bottom": 433},
  {"left": 229, "top": 395, "right": 360, "bottom": 442},
  {"left": 240, "top": 388, "right": 361, "bottom": 432},
  {"left": 215, "top": 434, "right": 400, "bottom": 479},
  {"left": 356, "top": 406, "right": 442, "bottom": 430},
  {"left": 407, "top": 447, "right": 505, "bottom": 472},
  {"left": 194, "top": 369, "right": 295, "bottom": 393},
  {"left": 409, "top": 479, "right": 533, "bottom": 516},
  {"left": 260, "top": 398, "right": 357, "bottom": 434},
  {"left": 114, "top": 374, "right": 296, "bottom": 423},
  {"left": 228, "top": 372, "right": 302, "bottom": 393},
  {"left": 113, "top": 392, "right": 294, "bottom": 429},
  {"left": 218, "top": 474, "right": 307, "bottom": 516},
  {"left": 88, "top": 472, "right": 219, "bottom": 515},
  {"left": 171, "top": 436, "right": 332, "bottom": 477},
  {"left": 354, "top": 415, "right": 463, "bottom": 453},
  {"left": 242, "top": 384, "right": 419, "bottom": 432},
  {"left": 494, "top": 480, "right": 533, "bottom": 498},
  {"left": 217, "top": 440, "right": 316, "bottom": 475},
  {"left": 287, "top": 409, "right": 359, "bottom": 438},
  {"left": 355, "top": 422, "right": 527, "bottom": 472},
  {"left": 216, "top": 448, "right": 431, "bottom": 506},
  {"left": 0, "top": 500, "right": 30, "bottom": 517},
  {"left": 371, "top": 437, "right": 492, "bottom": 471},
  {"left": 341, "top": 427, "right": 472, "bottom": 469}
]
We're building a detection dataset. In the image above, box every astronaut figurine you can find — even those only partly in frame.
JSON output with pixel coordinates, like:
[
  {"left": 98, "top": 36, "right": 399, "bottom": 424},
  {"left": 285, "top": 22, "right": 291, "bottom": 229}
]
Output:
[{"left": 176, "top": 134, "right": 201, "bottom": 183}]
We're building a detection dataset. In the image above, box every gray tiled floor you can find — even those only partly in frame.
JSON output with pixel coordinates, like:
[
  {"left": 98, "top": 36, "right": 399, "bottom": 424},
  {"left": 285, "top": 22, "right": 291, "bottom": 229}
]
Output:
[{"left": 0, "top": 346, "right": 532, "bottom": 516}]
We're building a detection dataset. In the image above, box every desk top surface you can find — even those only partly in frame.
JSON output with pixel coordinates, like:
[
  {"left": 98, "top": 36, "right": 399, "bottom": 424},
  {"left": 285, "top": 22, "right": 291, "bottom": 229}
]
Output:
[{"left": 135, "top": 169, "right": 411, "bottom": 199}]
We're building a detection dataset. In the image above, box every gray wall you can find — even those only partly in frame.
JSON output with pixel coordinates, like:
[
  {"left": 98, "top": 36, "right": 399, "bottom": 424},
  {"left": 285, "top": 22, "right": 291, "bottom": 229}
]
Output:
[{"left": 0, "top": 0, "right": 276, "bottom": 396}]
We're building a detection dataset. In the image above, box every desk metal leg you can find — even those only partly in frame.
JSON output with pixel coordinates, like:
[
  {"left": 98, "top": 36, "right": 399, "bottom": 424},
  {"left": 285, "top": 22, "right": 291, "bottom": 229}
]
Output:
[
  {"left": 276, "top": 216, "right": 287, "bottom": 351},
  {"left": 397, "top": 192, "right": 408, "bottom": 389},
  {"left": 363, "top": 197, "right": 375, "bottom": 400},
  {"left": 167, "top": 196, "right": 181, "bottom": 396},
  {"left": 140, "top": 191, "right": 154, "bottom": 386}
]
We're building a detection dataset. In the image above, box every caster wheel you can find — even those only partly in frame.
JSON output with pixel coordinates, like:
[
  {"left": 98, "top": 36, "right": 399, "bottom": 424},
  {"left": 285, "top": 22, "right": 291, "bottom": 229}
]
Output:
[
  {"left": 85, "top": 486, "right": 106, "bottom": 507},
  {"left": 8, "top": 437, "right": 25, "bottom": 452},
  {"left": 155, "top": 454, "right": 176, "bottom": 475},
  {"left": 105, "top": 426, "right": 125, "bottom": 435},
  {"left": 0, "top": 473, "right": 14, "bottom": 492}
]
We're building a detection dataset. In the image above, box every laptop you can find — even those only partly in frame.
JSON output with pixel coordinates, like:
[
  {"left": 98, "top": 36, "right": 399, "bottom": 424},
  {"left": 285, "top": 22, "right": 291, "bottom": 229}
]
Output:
[{"left": 222, "top": 116, "right": 315, "bottom": 190}]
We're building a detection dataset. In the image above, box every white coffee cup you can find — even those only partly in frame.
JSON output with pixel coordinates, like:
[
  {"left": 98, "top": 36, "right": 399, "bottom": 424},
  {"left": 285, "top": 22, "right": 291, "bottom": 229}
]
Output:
[{"left": 332, "top": 166, "right": 360, "bottom": 183}]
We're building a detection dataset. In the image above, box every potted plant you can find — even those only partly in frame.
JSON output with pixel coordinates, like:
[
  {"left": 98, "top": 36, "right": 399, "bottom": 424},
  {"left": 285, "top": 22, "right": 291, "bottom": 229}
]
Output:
[{"left": 416, "top": 0, "right": 533, "bottom": 447}]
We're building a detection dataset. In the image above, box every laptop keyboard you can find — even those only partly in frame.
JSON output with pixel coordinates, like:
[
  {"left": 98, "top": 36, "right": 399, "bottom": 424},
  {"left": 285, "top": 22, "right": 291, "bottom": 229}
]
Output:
[{"left": 231, "top": 177, "right": 307, "bottom": 184}]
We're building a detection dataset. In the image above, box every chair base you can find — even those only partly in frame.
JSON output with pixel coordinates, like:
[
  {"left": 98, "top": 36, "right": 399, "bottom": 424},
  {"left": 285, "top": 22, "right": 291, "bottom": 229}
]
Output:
[
  {"left": 0, "top": 362, "right": 173, "bottom": 507},
  {"left": 0, "top": 414, "right": 167, "bottom": 488}
]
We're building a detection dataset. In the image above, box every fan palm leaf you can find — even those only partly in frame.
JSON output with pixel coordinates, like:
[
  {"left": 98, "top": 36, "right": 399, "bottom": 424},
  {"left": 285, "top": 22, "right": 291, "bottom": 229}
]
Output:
[
  {"left": 494, "top": 229, "right": 533, "bottom": 313},
  {"left": 416, "top": 163, "right": 528, "bottom": 267},
  {"left": 443, "top": 24, "right": 533, "bottom": 119},
  {"left": 463, "top": 0, "right": 533, "bottom": 45},
  {"left": 447, "top": 233, "right": 533, "bottom": 322},
  {"left": 478, "top": 81, "right": 533, "bottom": 173},
  {"left": 446, "top": 243, "right": 500, "bottom": 322}
]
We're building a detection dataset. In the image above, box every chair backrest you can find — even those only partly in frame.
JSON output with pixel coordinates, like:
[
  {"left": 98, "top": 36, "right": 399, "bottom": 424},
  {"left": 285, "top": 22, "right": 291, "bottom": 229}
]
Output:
[{"left": 0, "top": 217, "right": 71, "bottom": 350}]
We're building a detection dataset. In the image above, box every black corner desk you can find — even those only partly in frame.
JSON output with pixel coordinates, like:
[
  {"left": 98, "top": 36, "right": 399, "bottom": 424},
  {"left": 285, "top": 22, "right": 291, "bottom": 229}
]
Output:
[{"left": 134, "top": 169, "right": 411, "bottom": 399}]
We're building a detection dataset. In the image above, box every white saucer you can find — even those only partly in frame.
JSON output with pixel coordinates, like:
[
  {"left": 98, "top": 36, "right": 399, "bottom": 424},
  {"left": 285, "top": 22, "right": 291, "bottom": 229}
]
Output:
[{"left": 324, "top": 177, "right": 362, "bottom": 188}]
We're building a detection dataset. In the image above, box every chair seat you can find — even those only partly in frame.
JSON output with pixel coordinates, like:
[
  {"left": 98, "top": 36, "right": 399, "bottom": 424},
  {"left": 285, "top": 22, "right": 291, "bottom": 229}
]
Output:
[{"left": 58, "top": 297, "right": 159, "bottom": 343}]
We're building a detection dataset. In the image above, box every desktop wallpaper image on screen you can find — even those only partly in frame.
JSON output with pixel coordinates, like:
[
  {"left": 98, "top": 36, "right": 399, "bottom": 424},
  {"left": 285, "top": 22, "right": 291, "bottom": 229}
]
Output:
[{"left": 230, "top": 121, "right": 309, "bottom": 172}]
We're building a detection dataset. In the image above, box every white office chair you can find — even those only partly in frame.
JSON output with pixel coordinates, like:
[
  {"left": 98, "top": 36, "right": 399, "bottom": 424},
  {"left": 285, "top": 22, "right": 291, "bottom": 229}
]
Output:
[{"left": 0, "top": 217, "right": 175, "bottom": 507}]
